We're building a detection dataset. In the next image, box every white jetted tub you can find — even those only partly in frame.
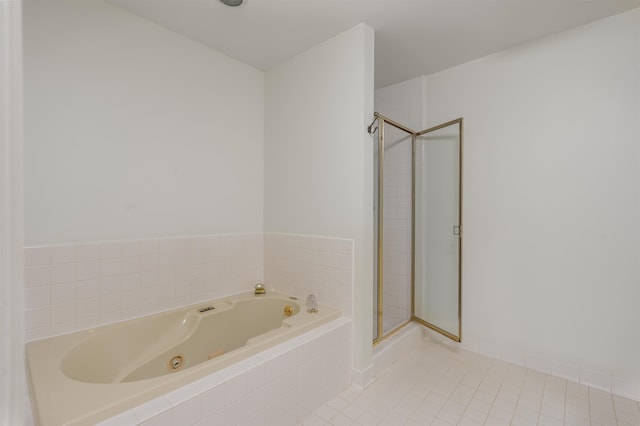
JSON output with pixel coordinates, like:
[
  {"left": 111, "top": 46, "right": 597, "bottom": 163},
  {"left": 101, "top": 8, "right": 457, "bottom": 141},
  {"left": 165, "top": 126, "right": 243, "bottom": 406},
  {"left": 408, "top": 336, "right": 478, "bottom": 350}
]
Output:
[{"left": 26, "top": 291, "right": 341, "bottom": 425}]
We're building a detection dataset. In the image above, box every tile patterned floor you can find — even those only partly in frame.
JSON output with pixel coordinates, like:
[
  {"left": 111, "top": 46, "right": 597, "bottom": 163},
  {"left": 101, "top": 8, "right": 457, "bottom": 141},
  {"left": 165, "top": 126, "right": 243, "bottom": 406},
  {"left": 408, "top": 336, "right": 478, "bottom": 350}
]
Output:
[{"left": 301, "top": 337, "right": 640, "bottom": 426}]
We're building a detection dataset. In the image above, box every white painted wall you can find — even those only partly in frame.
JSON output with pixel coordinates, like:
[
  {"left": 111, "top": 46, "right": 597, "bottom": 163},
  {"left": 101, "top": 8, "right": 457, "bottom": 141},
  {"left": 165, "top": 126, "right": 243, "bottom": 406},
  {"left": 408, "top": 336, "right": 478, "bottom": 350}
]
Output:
[
  {"left": 23, "top": 0, "right": 264, "bottom": 245},
  {"left": 374, "top": 77, "right": 425, "bottom": 131},
  {"left": 264, "top": 23, "right": 375, "bottom": 385},
  {"left": 0, "top": 1, "right": 25, "bottom": 423},
  {"left": 413, "top": 9, "right": 639, "bottom": 398}
]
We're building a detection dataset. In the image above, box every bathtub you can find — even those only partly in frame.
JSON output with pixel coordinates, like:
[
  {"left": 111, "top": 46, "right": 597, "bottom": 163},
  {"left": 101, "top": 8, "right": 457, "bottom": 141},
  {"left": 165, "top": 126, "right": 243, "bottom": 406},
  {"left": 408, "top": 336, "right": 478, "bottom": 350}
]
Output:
[{"left": 26, "top": 291, "right": 341, "bottom": 426}]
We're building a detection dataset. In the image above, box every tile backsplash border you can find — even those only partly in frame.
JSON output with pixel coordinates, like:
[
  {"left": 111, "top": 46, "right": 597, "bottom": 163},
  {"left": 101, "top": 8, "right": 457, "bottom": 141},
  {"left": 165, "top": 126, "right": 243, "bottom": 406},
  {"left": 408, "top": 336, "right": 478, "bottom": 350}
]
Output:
[
  {"left": 24, "top": 233, "right": 264, "bottom": 341},
  {"left": 24, "top": 232, "right": 354, "bottom": 341}
]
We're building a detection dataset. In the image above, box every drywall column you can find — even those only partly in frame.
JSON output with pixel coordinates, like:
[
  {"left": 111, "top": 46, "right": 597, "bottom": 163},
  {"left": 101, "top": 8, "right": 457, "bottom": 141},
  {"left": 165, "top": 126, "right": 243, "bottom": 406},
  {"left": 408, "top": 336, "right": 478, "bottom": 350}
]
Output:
[
  {"left": 264, "top": 23, "right": 375, "bottom": 387},
  {"left": 0, "top": 0, "right": 25, "bottom": 423}
]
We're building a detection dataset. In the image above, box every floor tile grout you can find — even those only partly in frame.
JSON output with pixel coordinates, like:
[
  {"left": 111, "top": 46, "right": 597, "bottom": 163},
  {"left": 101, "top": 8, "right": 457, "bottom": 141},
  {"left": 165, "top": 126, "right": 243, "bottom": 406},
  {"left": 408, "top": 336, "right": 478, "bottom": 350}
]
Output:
[{"left": 300, "top": 336, "right": 640, "bottom": 426}]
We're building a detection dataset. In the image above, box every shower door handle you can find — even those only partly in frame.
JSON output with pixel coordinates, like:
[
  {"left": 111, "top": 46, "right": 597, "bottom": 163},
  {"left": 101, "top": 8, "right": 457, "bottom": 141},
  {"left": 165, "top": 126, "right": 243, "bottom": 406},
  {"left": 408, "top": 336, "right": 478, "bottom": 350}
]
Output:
[{"left": 453, "top": 226, "right": 460, "bottom": 236}]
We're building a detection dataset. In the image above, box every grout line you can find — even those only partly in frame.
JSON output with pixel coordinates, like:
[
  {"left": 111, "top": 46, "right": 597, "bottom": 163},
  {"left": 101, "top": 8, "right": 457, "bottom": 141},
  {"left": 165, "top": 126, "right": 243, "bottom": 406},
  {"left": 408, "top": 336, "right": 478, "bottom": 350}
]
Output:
[
  {"left": 460, "top": 352, "right": 493, "bottom": 426},
  {"left": 563, "top": 375, "right": 568, "bottom": 426},
  {"left": 537, "top": 372, "right": 546, "bottom": 426},
  {"left": 609, "top": 387, "right": 618, "bottom": 426},
  {"left": 504, "top": 364, "right": 525, "bottom": 425},
  {"left": 310, "top": 335, "right": 640, "bottom": 426},
  {"left": 587, "top": 386, "right": 593, "bottom": 424}
]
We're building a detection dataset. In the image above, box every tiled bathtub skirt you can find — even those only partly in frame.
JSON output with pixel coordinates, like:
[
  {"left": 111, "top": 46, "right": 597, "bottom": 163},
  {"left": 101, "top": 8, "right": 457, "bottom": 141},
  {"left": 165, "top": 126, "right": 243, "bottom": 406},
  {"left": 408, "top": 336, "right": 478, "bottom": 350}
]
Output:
[
  {"left": 24, "top": 233, "right": 264, "bottom": 341},
  {"left": 96, "top": 318, "right": 352, "bottom": 426}
]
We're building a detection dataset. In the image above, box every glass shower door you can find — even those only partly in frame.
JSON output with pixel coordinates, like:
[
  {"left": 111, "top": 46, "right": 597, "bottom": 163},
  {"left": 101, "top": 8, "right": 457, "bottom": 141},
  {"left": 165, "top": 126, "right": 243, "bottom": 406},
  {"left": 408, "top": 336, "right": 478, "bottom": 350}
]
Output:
[
  {"left": 381, "top": 124, "right": 413, "bottom": 336},
  {"left": 413, "top": 119, "right": 462, "bottom": 341},
  {"left": 372, "top": 114, "right": 414, "bottom": 343}
]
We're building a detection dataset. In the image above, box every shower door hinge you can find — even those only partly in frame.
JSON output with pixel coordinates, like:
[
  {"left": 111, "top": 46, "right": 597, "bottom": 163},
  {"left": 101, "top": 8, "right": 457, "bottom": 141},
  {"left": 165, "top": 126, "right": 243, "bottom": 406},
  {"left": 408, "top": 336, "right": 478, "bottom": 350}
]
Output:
[{"left": 453, "top": 226, "right": 461, "bottom": 236}]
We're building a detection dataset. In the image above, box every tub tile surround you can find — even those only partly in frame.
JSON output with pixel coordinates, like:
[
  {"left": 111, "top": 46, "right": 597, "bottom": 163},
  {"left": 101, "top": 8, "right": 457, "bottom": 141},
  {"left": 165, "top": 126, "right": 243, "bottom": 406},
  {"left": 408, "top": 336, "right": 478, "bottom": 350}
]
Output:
[
  {"left": 95, "top": 318, "right": 352, "bottom": 426},
  {"left": 263, "top": 233, "right": 354, "bottom": 318},
  {"left": 24, "top": 232, "right": 354, "bottom": 341},
  {"left": 24, "top": 233, "right": 265, "bottom": 341}
]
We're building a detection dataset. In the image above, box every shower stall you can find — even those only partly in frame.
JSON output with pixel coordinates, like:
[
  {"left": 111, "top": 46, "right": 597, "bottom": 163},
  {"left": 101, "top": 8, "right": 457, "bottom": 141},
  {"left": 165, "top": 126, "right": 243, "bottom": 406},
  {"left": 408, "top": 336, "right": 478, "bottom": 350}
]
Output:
[{"left": 371, "top": 113, "right": 463, "bottom": 343}]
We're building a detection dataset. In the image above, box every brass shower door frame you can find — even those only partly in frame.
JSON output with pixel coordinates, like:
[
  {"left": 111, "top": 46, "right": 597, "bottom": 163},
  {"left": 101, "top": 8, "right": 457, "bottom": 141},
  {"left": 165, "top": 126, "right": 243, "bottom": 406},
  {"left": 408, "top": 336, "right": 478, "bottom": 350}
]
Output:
[
  {"left": 373, "top": 113, "right": 415, "bottom": 345},
  {"left": 411, "top": 118, "right": 464, "bottom": 343},
  {"left": 372, "top": 113, "right": 463, "bottom": 345}
]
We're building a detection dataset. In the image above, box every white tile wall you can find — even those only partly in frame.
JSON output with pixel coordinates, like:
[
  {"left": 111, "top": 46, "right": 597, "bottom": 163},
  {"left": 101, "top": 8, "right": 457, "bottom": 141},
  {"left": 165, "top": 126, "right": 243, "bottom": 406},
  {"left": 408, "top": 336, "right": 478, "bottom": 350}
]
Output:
[
  {"left": 263, "top": 233, "right": 354, "bottom": 317},
  {"left": 95, "top": 318, "right": 352, "bottom": 426},
  {"left": 24, "top": 233, "right": 263, "bottom": 341},
  {"left": 382, "top": 134, "right": 412, "bottom": 334},
  {"left": 26, "top": 232, "right": 354, "bottom": 341}
]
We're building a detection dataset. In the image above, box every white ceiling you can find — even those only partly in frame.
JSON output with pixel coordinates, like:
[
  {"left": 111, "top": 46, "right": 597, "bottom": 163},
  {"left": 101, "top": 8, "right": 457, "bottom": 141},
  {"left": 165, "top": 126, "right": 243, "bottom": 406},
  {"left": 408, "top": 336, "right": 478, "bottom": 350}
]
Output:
[{"left": 108, "top": 0, "right": 640, "bottom": 89}]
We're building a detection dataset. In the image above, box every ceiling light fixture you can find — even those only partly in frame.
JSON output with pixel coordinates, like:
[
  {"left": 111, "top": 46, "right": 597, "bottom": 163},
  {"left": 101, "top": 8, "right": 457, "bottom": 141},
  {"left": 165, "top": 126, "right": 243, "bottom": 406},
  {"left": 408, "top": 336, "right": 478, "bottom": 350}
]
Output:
[{"left": 219, "top": 0, "right": 243, "bottom": 6}]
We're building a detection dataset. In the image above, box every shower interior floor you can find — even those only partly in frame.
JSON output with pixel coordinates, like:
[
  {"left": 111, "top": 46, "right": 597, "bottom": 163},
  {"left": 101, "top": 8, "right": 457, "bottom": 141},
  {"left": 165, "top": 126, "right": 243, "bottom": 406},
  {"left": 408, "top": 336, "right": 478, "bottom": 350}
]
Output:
[{"left": 301, "top": 336, "right": 640, "bottom": 426}]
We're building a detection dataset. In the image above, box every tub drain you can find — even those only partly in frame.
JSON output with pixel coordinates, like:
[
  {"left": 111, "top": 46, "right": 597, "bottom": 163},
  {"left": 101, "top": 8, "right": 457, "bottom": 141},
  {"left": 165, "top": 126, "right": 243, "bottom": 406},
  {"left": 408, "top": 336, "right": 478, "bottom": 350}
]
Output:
[{"left": 168, "top": 355, "right": 184, "bottom": 372}]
